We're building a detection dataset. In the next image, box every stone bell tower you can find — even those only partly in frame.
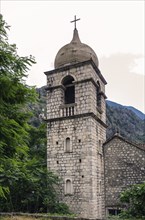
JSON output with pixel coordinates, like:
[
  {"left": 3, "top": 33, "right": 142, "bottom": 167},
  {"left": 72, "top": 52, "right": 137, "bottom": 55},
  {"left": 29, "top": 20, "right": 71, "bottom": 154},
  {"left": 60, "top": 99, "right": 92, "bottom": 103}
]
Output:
[{"left": 44, "top": 18, "right": 107, "bottom": 219}]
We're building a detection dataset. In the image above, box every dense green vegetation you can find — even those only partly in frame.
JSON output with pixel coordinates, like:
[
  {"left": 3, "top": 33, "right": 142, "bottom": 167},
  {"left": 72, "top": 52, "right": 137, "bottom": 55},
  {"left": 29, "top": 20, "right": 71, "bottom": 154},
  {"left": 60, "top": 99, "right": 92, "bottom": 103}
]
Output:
[
  {"left": 119, "top": 182, "right": 145, "bottom": 218},
  {"left": 0, "top": 14, "right": 70, "bottom": 214}
]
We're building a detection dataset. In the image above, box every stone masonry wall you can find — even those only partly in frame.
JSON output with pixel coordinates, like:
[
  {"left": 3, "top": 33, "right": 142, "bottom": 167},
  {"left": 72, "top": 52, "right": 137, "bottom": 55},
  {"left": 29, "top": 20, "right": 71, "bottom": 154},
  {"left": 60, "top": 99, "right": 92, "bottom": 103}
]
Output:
[
  {"left": 47, "top": 116, "right": 106, "bottom": 218},
  {"left": 46, "top": 61, "right": 107, "bottom": 219},
  {"left": 104, "top": 136, "right": 145, "bottom": 209},
  {"left": 46, "top": 63, "right": 106, "bottom": 124}
]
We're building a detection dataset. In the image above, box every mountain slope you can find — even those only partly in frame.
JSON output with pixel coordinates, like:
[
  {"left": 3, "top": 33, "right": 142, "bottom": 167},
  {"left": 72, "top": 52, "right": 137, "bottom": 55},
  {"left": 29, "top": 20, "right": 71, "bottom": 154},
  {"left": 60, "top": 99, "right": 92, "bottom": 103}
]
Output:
[
  {"left": 107, "top": 100, "right": 145, "bottom": 120},
  {"left": 125, "top": 106, "right": 145, "bottom": 120},
  {"left": 106, "top": 101, "right": 145, "bottom": 143}
]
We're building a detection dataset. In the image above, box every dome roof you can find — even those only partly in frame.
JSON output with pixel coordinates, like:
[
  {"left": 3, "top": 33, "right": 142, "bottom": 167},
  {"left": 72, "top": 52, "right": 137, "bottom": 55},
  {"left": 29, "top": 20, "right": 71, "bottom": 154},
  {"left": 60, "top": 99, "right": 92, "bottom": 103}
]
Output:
[{"left": 54, "top": 28, "right": 99, "bottom": 69}]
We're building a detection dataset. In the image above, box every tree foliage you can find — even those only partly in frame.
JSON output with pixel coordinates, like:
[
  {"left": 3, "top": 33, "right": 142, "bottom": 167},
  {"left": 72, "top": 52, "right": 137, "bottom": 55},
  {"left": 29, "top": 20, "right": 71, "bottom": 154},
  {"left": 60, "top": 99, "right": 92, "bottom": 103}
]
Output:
[
  {"left": 120, "top": 182, "right": 145, "bottom": 218},
  {"left": 0, "top": 14, "right": 70, "bottom": 214},
  {"left": 0, "top": 13, "right": 35, "bottom": 200}
]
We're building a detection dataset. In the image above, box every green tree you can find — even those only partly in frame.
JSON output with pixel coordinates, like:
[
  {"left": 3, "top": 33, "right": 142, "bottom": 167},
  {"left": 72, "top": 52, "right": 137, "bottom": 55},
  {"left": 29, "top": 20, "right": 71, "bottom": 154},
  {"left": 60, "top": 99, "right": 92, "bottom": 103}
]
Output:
[
  {"left": 0, "top": 14, "right": 70, "bottom": 214},
  {"left": 0, "top": 13, "right": 36, "bottom": 199},
  {"left": 120, "top": 182, "right": 145, "bottom": 218}
]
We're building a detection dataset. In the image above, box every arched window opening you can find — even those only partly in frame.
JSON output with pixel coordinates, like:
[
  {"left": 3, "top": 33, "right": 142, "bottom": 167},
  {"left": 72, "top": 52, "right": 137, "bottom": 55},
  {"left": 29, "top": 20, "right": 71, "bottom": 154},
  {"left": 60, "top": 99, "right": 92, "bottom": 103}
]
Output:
[
  {"left": 62, "top": 76, "right": 75, "bottom": 104},
  {"left": 66, "top": 137, "right": 71, "bottom": 152},
  {"left": 96, "top": 81, "right": 101, "bottom": 108},
  {"left": 66, "top": 179, "right": 72, "bottom": 194}
]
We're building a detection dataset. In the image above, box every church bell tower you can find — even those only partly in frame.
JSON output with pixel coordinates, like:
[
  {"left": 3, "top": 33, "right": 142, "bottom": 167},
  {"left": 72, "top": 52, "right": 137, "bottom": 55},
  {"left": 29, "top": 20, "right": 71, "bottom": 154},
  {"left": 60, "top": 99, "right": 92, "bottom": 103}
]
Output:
[{"left": 45, "top": 17, "right": 107, "bottom": 219}]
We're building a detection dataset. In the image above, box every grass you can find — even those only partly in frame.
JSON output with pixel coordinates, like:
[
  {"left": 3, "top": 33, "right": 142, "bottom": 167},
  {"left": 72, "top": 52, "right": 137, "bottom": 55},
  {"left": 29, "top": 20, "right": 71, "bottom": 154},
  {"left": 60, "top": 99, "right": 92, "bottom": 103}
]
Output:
[
  {"left": 108, "top": 219, "right": 144, "bottom": 220},
  {"left": 0, "top": 213, "right": 76, "bottom": 220},
  {"left": 0, "top": 217, "right": 40, "bottom": 220},
  {"left": 0, "top": 217, "right": 52, "bottom": 220},
  {"left": 107, "top": 216, "right": 145, "bottom": 220}
]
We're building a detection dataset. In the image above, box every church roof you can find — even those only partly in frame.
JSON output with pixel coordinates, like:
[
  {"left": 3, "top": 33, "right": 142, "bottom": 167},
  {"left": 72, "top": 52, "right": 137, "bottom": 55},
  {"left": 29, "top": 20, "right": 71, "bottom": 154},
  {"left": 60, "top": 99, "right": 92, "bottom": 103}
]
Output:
[
  {"left": 54, "top": 28, "right": 99, "bottom": 69},
  {"left": 103, "top": 133, "right": 145, "bottom": 151}
]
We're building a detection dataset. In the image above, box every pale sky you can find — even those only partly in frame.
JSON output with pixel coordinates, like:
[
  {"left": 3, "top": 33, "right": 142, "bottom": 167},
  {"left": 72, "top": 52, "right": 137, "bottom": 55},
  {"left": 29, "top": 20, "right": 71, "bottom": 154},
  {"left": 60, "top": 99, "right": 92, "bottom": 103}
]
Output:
[{"left": 1, "top": 0, "right": 145, "bottom": 113}]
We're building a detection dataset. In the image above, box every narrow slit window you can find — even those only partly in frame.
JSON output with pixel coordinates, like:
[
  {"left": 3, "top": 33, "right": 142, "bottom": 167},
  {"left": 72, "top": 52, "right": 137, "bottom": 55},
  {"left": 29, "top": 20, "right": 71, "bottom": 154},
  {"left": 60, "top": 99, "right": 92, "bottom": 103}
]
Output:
[
  {"left": 96, "top": 81, "right": 101, "bottom": 108},
  {"left": 65, "top": 137, "right": 72, "bottom": 152},
  {"left": 99, "top": 140, "right": 102, "bottom": 153},
  {"left": 66, "top": 179, "right": 72, "bottom": 194},
  {"left": 99, "top": 180, "right": 101, "bottom": 194}
]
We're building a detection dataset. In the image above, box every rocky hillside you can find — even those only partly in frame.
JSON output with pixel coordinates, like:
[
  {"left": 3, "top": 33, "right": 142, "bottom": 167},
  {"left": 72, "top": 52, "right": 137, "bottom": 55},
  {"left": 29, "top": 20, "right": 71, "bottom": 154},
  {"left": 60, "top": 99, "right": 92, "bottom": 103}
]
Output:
[
  {"left": 106, "top": 101, "right": 145, "bottom": 143},
  {"left": 33, "top": 86, "right": 145, "bottom": 144},
  {"left": 107, "top": 100, "right": 145, "bottom": 120}
]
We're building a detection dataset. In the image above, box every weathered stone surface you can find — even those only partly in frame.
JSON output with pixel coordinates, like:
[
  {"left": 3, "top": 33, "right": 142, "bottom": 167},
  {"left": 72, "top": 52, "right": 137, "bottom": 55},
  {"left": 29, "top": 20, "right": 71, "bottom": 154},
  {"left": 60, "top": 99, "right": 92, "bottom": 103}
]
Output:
[
  {"left": 46, "top": 59, "right": 107, "bottom": 219},
  {"left": 104, "top": 134, "right": 145, "bottom": 214},
  {"left": 54, "top": 29, "right": 99, "bottom": 69},
  {"left": 46, "top": 62, "right": 106, "bottom": 125},
  {"left": 45, "top": 27, "right": 145, "bottom": 219}
]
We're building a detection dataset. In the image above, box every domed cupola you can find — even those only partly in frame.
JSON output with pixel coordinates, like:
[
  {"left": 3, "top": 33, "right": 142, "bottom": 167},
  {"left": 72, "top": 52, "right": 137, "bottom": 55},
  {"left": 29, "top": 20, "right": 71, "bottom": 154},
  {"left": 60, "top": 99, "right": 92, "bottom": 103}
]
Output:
[{"left": 54, "top": 28, "right": 99, "bottom": 69}]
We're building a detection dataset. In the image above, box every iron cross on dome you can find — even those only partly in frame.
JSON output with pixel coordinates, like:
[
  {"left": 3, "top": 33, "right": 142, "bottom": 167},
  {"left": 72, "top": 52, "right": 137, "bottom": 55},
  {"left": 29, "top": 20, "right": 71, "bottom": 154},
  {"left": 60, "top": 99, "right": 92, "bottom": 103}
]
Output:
[{"left": 70, "top": 15, "right": 80, "bottom": 29}]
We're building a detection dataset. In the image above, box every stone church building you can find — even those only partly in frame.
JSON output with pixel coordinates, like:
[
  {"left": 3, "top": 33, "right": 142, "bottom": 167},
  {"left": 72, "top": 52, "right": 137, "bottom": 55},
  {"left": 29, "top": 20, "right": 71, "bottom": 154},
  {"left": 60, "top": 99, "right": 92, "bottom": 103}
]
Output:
[
  {"left": 44, "top": 21, "right": 145, "bottom": 219},
  {"left": 104, "top": 133, "right": 145, "bottom": 216}
]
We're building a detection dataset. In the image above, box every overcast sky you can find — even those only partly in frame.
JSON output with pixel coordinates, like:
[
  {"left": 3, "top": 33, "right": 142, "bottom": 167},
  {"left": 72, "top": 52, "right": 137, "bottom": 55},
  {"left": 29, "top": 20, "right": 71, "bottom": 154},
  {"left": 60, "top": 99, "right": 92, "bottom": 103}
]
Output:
[{"left": 1, "top": 0, "right": 144, "bottom": 113}]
